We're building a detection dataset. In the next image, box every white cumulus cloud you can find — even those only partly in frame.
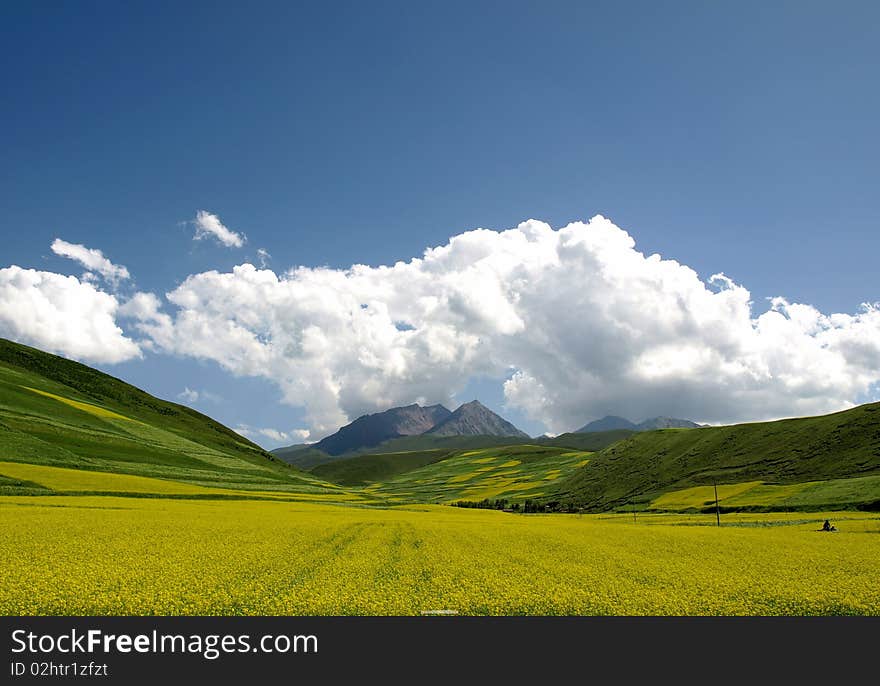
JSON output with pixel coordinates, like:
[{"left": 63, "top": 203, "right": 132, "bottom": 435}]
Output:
[
  {"left": 177, "top": 387, "right": 199, "bottom": 403},
  {"left": 175, "top": 386, "right": 221, "bottom": 405},
  {"left": 192, "top": 210, "right": 245, "bottom": 248},
  {"left": 51, "top": 239, "right": 130, "bottom": 285},
  {"left": 233, "top": 425, "right": 310, "bottom": 444},
  {"left": 0, "top": 266, "right": 141, "bottom": 363},
  {"left": 127, "top": 215, "right": 880, "bottom": 437}
]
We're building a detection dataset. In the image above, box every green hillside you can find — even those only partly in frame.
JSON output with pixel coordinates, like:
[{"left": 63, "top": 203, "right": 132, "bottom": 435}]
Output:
[
  {"left": 536, "top": 430, "right": 637, "bottom": 451},
  {"left": 272, "top": 444, "right": 335, "bottom": 469},
  {"left": 353, "top": 433, "right": 534, "bottom": 455},
  {"left": 552, "top": 403, "right": 880, "bottom": 512},
  {"left": 360, "top": 444, "right": 591, "bottom": 504},
  {"left": 311, "top": 448, "right": 453, "bottom": 485},
  {"left": 274, "top": 434, "right": 532, "bottom": 469},
  {"left": 309, "top": 432, "right": 633, "bottom": 488},
  {"left": 0, "top": 338, "right": 338, "bottom": 497}
]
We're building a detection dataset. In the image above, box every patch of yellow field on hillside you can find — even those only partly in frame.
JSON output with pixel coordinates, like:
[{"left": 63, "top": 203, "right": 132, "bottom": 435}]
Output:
[
  {"left": 21, "top": 386, "right": 133, "bottom": 421},
  {"left": 267, "top": 490, "right": 368, "bottom": 502},
  {"left": 722, "top": 482, "right": 815, "bottom": 506},
  {"left": 575, "top": 459, "right": 590, "bottom": 468},
  {"left": 0, "top": 461, "right": 368, "bottom": 502},
  {"left": 449, "top": 471, "right": 480, "bottom": 483},
  {"left": 0, "top": 461, "right": 222, "bottom": 495},
  {"left": 471, "top": 457, "right": 496, "bottom": 464},
  {"left": 498, "top": 460, "right": 521, "bottom": 468},
  {"left": 544, "top": 470, "right": 562, "bottom": 481},
  {"left": 651, "top": 482, "right": 762, "bottom": 510},
  {"left": 458, "top": 478, "right": 520, "bottom": 501},
  {"left": 651, "top": 481, "right": 832, "bottom": 511}
]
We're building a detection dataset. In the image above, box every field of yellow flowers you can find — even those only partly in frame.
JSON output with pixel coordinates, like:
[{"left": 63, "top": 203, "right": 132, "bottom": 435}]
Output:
[{"left": 2, "top": 495, "right": 878, "bottom": 616}]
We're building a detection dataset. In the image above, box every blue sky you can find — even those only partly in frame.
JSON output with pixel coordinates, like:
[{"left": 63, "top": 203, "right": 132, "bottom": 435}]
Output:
[{"left": 2, "top": 2, "right": 879, "bottom": 445}]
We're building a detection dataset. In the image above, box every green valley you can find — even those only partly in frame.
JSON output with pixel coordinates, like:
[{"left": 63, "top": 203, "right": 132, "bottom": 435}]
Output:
[{"left": 1, "top": 337, "right": 878, "bottom": 617}]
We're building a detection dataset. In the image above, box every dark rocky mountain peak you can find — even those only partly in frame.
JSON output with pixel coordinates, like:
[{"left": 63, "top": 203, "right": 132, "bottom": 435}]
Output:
[
  {"left": 426, "top": 400, "right": 529, "bottom": 438},
  {"left": 314, "top": 403, "right": 452, "bottom": 455}
]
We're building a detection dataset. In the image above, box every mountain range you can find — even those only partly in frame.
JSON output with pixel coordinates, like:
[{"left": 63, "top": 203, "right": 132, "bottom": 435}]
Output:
[
  {"left": 575, "top": 415, "right": 701, "bottom": 433},
  {"left": 276, "top": 405, "right": 701, "bottom": 468},
  {"left": 289, "top": 399, "right": 529, "bottom": 460},
  {"left": 312, "top": 403, "right": 452, "bottom": 456}
]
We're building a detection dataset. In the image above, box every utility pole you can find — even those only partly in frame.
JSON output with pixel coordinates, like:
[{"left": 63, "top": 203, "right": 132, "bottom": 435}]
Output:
[{"left": 713, "top": 478, "right": 721, "bottom": 527}]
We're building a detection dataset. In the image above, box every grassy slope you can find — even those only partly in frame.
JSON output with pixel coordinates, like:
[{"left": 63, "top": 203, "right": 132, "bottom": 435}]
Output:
[
  {"left": 648, "top": 475, "right": 880, "bottom": 513},
  {"left": 352, "top": 434, "right": 544, "bottom": 455},
  {"left": 536, "top": 430, "right": 637, "bottom": 451},
  {"left": 274, "top": 434, "right": 535, "bottom": 470},
  {"left": 311, "top": 449, "right": 453, "bottom": 486},
  {"left": 363, "top": 445, "right": 591, "bottom": 504},
  {"left": 0, "top": 338, "right": 336, "bottom": 495},
  {"left": 552, "top": 403, "right": 880, "bottom": 511},
  {"left": 310, "top": 432, "right": 634, "bottom": 487},
  {"left": 272, "top": 445, "right": 335, "bottom": 470}
]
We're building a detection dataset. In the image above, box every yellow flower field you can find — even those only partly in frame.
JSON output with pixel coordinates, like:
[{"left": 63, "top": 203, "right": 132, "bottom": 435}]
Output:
[
  {"left": 0, "top": 461, "right": 370, "bottom": 503},
  {"left": 2, "top": 495, "right": 878, "bottom": 616}
]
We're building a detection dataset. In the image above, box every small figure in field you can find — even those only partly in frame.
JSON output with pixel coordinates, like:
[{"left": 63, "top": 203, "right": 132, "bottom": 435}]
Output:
[{"left": 821, "top": 519, "right": 837, "bottom": 532}]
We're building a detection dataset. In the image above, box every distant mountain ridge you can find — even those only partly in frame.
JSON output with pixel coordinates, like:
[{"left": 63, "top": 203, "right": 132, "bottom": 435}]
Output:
[
  {"left": 576, "top": 415, "right": 701, "bottom": 433},
  {"left": 275, "top": 399, "right": 529, "bottom": 465},
  {"left": 636, "top": 416, "right": 703, "bottom": 430}
]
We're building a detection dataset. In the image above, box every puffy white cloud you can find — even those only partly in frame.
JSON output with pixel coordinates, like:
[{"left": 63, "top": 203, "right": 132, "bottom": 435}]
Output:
[
  {"left": 134, "top": 215, "right": 880, "bottom": 436},
  {"left": 0, "top": 266, "right": 141, "bottom": 363},
  {"left": 233, "top": 425, "right": 311, "bottom": 444},
  {"left": 178, "top": 387, "right": 199, "bottom": 403},
  {"left": 51, "top": 239, "right": 130, "bottom": 285},
  {"left": 175, "top": 387, "right": 221, "bottom": 405},
  {"left": 117, "top": 291, "right": 175, "bottom": 351},
  {"left": 192, "top": 210, "right": 245, "bottom": 248}
]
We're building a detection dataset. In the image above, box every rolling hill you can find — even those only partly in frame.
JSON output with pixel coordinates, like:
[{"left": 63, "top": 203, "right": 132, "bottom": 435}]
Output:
[
  {"left": 274, "top": 433, "right": 533, "bottom": 470},
  {"left": 271, "top": 444, "right": 339, "bottom": 470},
  {"left": 0, "top": 338, "right": 339, "bottom": 497},
  {"left": 359, "top": 444, "right": 591, "bottom": 504},
  {"left": 535, "top": 430, "right": 638, "bottom": 451},
  {"left": 311, "top": 448, "right": 453, "bottom": 486},
  {"left": 310, "top": 429, "right": 637, "bottom": 486},
  {"left": 552, "top": 402, "right": 880, "bottom": 512}
]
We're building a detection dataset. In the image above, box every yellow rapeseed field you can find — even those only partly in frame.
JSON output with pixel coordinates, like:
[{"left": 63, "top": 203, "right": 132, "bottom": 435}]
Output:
[
  {"left": 2, "top": 495, "right": 878, "bottom": 616},
  {"left": 21, "top": 386, "right": 134, "bottom": 421}
]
